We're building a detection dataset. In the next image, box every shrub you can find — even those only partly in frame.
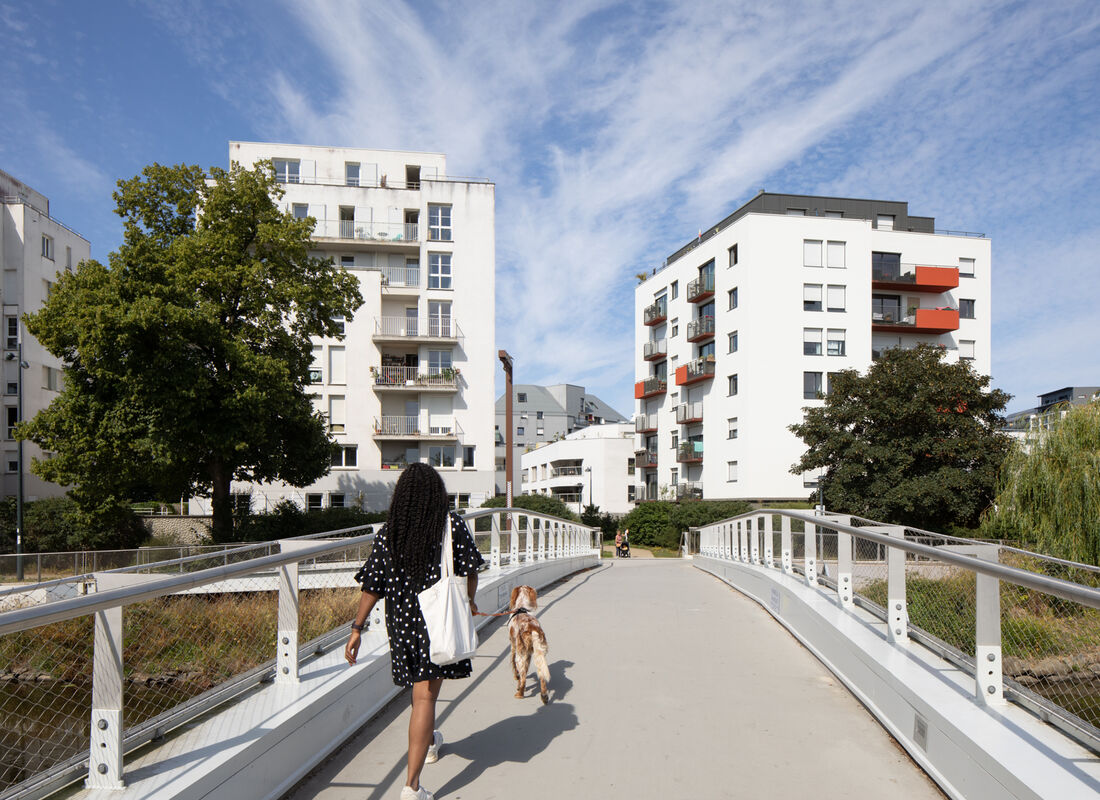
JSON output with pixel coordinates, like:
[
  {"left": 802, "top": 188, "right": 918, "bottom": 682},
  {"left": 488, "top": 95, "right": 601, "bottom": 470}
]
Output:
[
  {"left": 619, "top": 500, "right": 752, "bottom": 549},
  {"left": 0, "top": 496, "right": 147, "bottom": 552},
  {"left": 233, "top": 501, "right": 386, "bottom": 542}
]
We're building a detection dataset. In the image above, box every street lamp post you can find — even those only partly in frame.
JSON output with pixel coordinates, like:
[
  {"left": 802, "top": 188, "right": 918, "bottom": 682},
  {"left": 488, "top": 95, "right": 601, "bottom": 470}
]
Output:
[
  {"left": 584, "top": 466, "right": 592, "bottom": 509},
  {"left": 498, "top": 350, "right": 513, "bottom": 509},
  {"left": 6, "top": 342, "right": 28, "bottom": 582}
]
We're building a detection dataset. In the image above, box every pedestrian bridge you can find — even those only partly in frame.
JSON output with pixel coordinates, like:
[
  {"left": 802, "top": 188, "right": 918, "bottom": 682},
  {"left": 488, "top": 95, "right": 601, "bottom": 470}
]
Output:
[{"left": 0, "top": 509, "right": 1098, "bottom": 800}]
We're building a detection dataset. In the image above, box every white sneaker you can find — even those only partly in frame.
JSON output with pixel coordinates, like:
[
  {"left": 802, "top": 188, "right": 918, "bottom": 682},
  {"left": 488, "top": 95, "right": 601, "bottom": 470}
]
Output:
[
  {"left": 424, "top": 730, "right": 443, "bottom": 764},
  {"left": 400, "top": 786, "right": 434, "bottom": 800}
]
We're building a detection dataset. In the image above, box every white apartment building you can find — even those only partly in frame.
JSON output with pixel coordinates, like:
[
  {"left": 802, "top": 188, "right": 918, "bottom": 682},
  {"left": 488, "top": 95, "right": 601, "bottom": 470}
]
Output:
[
  {"left": 521, "top": 422, "right": 636, "bottom": 515},
  {"left": 634, "top": 192, "right": 991, "bottom": 503},
  {"left": 0, "top": 169, "right": 90, "bottom": 502},
  {"left": 205, "top": 142, "right": 496, "bottom": 512}
]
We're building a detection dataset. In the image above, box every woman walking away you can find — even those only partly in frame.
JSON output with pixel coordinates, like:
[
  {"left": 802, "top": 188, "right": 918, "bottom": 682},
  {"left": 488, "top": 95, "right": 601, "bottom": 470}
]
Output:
[{"left": 345, "top": 463, "right": 485, "bottom": 800}]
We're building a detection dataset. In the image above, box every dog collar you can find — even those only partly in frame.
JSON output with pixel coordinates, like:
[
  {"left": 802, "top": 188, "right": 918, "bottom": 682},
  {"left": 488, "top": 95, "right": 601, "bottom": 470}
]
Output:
[{"left": 511, "top": 607, "right": 530, "bottom": 616}]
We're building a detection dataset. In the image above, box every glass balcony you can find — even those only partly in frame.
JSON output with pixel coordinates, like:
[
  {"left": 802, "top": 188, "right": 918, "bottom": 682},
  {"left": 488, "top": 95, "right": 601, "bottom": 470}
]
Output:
[
  {"left": 643, "top": 338, "right": 668, "bottom": 361},
  {"left": 676, "top": 481, "right": 703, "bottom": 500},
  {"left": 872, "top": 263, "right": 959, "bottom": 293},
  {"left": 686, "top": 272, "right": 715, "bottom": 303},
  {"left": 675, "top": 402, "right": 703, "bottom": 424},
  {"left": 871, "top": 307, "right": 960, "bottom": 334},
  {"left": 686, "top": 316, "right": 715, "bottom": 343},
  {"left": 674, "top": 357, "right": 715, "bottom": 386},
  {"left": 677, "top": 441, "right": 704, "bottom": 463},
  {"left": 635, "top": 414, "right": 658, "bottom": 433},
  {"left": 634, "top": 377, "right": 668, "bottom": 399},
  {"left": 643, "top": 299, "right": 668, "bottom": 326}
]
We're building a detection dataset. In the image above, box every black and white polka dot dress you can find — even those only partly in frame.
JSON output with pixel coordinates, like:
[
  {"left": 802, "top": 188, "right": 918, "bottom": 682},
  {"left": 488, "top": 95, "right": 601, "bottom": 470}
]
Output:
[{"left": 355, "top": 512, "right": 485, "bottom": 687}]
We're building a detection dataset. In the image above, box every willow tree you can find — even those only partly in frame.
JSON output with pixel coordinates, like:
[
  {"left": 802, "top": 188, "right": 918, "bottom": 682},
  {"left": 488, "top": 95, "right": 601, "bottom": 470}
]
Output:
[
  {"left": 985, "top": 401, "right": 1100, "bottom": 565},
  {"left": 21, "top": 162, "right": 363, "bottom": 541}
]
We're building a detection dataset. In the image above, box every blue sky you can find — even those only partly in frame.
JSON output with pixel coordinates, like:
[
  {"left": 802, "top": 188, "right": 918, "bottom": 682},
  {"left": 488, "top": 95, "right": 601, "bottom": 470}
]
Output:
[{"left": 1, "top": 0, "right": 1098, "bottom": 416}]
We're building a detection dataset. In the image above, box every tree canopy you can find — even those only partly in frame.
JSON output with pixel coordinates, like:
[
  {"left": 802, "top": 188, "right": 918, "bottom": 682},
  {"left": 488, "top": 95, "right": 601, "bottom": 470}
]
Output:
[
  {"left": 21, "top": 162, "right": 362, "bottom": 541},
  {"left": 789, "top": 345, "right": 1011, "bottom": 531},
  {"left": 619, "top": 499, "right": 752, "bottom": 549},
  {"left": 480, "top": 494, "right": 579, "bottom": 522},
  {"left": 984, "top": 401, "right": 1100, "bottom": 565}
]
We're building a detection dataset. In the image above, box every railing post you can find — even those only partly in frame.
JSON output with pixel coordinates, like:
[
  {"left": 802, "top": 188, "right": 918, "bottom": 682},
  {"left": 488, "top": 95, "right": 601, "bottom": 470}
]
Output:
[
  {"left": 538, "top": 521, "right": 546, "bottom": 561},
  {"left": 510, "top": 516, "right": 520, "bottom": 565},
  {"left": 276, "top": 560, "right": 300, "bottom": 683},
  {"left": 526, "top": 520, "right": 535, "bottom": 563},
  {"left": 781, "top": 515, "right": 793, "bottom": 573},
  {"left": 88, "top": 603, "right": 125, "bottom": 789},
  {"left": 764, "top": 515, "right": 774, "bottom": 567},
  {"left": 722, "top": 524, "right": 730, "bottom": 559},
  {"left": 555, "top": 524, "right": 564, "bottom": 559},
  {"left": 490, "top": 513, "right": 501, "bottom": 570},
  {"left": 835, "top": 517, "right": 853, "bottom": 609},
  {"left": 804, "top": 519, "right": 818, "bottom": 585},
  {"left": 738, "top": 520, "right": 748, "bottom": 561},
  {"left": 887, "top": 526, "right": 908, "bottom": 646},
  {"left": 750, "top": 517, "right": 760, "bottom": 564}
]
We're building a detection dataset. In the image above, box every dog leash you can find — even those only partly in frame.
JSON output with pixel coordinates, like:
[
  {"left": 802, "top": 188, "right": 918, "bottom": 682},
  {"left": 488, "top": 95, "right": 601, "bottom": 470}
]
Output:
[{"left": 473, "top": 607, "right": 530, "bottom": 618}]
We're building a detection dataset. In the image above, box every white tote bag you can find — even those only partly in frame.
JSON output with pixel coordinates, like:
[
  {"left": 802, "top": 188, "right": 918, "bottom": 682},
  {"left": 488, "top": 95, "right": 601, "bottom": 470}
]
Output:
[{"left": 417, "top": 516, "right": 479, "bottom": 666}]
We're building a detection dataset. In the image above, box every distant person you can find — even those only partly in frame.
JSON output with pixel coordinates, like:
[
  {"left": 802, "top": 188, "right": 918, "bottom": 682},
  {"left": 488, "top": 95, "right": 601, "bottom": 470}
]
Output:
[
  {"left": 621, "top": 528, "right": 631, "bottom": 558},
  {"left": 615, "top": 529, "right": 624, "bottom": 557},
  {"left": 345, "top": 463, "right": 485, "bottom": 800}
]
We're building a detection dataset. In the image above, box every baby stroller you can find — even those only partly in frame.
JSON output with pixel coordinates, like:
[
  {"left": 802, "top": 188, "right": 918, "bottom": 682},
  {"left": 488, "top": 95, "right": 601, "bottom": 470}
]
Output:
[{"left": 619, "top": 538, "right": 631, "bottom": 558}]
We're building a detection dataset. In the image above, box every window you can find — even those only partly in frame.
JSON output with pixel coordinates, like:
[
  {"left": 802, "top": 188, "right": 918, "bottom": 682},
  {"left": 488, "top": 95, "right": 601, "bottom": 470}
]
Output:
[
  {"left": 627, "top": 457, "right": 635, "bottom": 475},
  {"left": 728, "top": 374, "right": 738, "bottom": 396},
  {"left": 827, "top": 329, "right": 846, "bottom": 356},
  {"left": 536, "top": 411, "right": 543, "bottom": 419},
  {"left": 333, "top": 316, "right": 346, "bottom": 335},
  {"left": 728, "top": 330, "right": 738, "bottom": 353},
  {"left": 787, "top": 208, "right": 806, "bottom": 216},
  {"left": 428, "top": 253, "right": 453, "bottom": 289},
  {"left": 827, "top": 372, "right": 841, "bottom": 396},
  {"left": 876, "top": 214, "right": 895, "bottom": 230},
  {"left": 959, "top": 299, "right": 975, "bottom": 319},
  {"left": 65, "top": 246, "right": 72, "bottom": 270},
  {"left": 428, "top": 349, "right": 452, "bottom": 375},
  {"left": 517, "top": 392, "right": 527, "bottom": 403},
  {"left": 340, "top": 256, "right": 355, "bottom": 270},
  {"left": 517, "top": 426, "right": 525, "bottom": 436},
  {"left": 825, "top": 210, "right": 843, "bottom": 218},
  {"left": 827, "top": 284, "right": 846, "bottom": 312},
  {"left": 329, "top": 346, "right": 346, "bottom": 384},
  {"left": 671, "top": 432, "right": 678, "bottom": 450},
  {"left": 728, "top": 287, "right": 738, "bottom": 310},
  {"left": 803, "top": 284, "right": 823, "bottom": 311},
  {"left": 428, "top": 204, "right": 452, "bottom": 241},
  {"left": 728, "top": 244, "right": 738, "bottom": 266},
  {"left": 43, "top": 279, "right": 54, "bottom": 297},
  {"left": 872, "top": 293, "right": 903, "bottom": 322},
  {"left": 306, "top": 493, "right": 323, "bottom": 510},
  {"left": 328, "top": 395, "right": 345, "bottom": 433},
  {"left": 345, "top": 162, "right": 360, "bottom": 186},
  {"left": 448, "top": 493, "right": 471, "bottom": 509},
  {"left": 727, "top": 417, "right": 738, "bottom": 439},
  {"left": 463, "top": 445, "right": 475, "bottom": 467},
  {"left": 803, "top": 328, "right": 822, "bottom": 356},
  {"left": 536, "top": 427, "right": 544, "bottom": 436},
  {"left": 329, "top": 493, "right": 346, "bottom": 509},
  {"left": 293, "top": 203, "right": 309, "bottom": 219},
  {"left": 827, "top": 241, "right": 846, "bottom": 268},
  {"left": 727, "top": 461, "right": 739, "bottom": 482},
  {"left": 5, "top": 383, "right": 16, "bottom": 395},
  {"left": 331, "top": 445, "right": 358, "bottom": 467},
  {"left": 309, "top": 346, "right": 323, "bottom": 383},
  {"left": 670, "top": 468, "right": 678, "bottom": 486},
  {"left": 428, "top": 300, "right": 451, "bottom": 336},
  {"left": 6, "top": 406, "right": 17, "bottom": 439},
  {"left": 273, "top": 159, "right": 300, "bottom": 184},
  {"left": 5, "top": 460, "right": 16, "bottom": 473},
  {"left": 43, "top": 366, "right": 62, "bottom": 391},
  {"left": 627, "top": 485, "right": 636, "bottom": 502},
  {"left": 959, "top": 257, "right": 975, "bottom": 278},
  {"left": 804, "top": 371, "right": 823, "bottom": 399},
  {"left": 429, "top": 445, "right": 456, "bottom": 467},
  {"left": 670, "top": 318, "right": 679, "bottom": 338},
  {"left": 959, "top": 340, "right": 976, "bottom": 361},
  {"left": 804, "top": 467, "right": 824, "bottom": 488},
  {"left": 41, "top": 235, "right": 54, "bottom": 260},
  {"left": 803, "top": 240, "right": 823, "bottom": 267},
  {"left": 670, "top": 280, "right": 678, "bottom": 300}
]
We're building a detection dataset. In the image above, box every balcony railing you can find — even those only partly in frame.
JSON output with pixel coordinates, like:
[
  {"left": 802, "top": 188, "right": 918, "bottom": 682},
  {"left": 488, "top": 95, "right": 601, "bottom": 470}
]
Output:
[
  {"left": 871, "top": 263, "right": 959, "bottom": 293},
  {"left": 677, "top": 441, "right": 704, "bottom": 463},
  {"left": 551, "top": 466, "right": 584, "bottom": 477},
  {"left": 635, "top": 414, "right": 658, "bottom": 433},
  {"left": 634, "top": 485, "right": 659, "bottom": 502},
  {"left": 686, "top": 272, "right": 715, "bottom": 303},
  {"left": 636, "top": 447, "right": 659, "bottom": 468},
  {"left": 380, "top": 264, "right": 420, "bottom": 288},
  {"left": 373, "top": 416, "right": 460, "bottom": 438},
  {"left": 686, "top": 316, "right": 715, "bottom": 342},
  {"left": 371, "top": 366, "right": 459, "bottom": 389},
  {"left": 311, "top": 220, "right": 419, "bottom": 243},
  {"left": 374, "top": 316, "right": 463, "bottom": 341},
  {"left": 675, "top": 402, "right": 703, "bottom": 424},
  {"left": 643, "top": 338, "right": 668, "bottom": 361},
  {"left": 634, "top": 377, "right": 668, "bottom": 399},
  {"left": 643, "top": 300, "right": 668, "bottom": 326},
  {"left": 674, "top": 357, "right": 715, "bottom": 386},
  {"left": 676, "top": 481, "right": 703, "bottom": 500},
  {"left": 871, "top": 307, "right": 960, "bottom": 334}
]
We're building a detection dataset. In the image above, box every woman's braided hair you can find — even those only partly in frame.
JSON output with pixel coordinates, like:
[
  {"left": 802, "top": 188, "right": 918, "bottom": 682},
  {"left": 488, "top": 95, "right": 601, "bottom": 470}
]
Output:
[{"left": 386, "top": 462, "right": 449, "bottom": 581}]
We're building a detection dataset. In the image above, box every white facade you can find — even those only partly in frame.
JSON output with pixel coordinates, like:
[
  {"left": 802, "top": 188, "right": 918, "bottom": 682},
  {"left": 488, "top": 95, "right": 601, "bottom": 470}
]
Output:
[
  {"left": 634, "top": 194, "right": 991, "bottom": 503},
  {"left": 0, "top": 170, "right": 90, "bottom": 502},
  {"left": 521, "top": 422, "right": 636, "bottom": 515},
  {"left": 205, "top": 142, "right": 496, "bottom": 512}
]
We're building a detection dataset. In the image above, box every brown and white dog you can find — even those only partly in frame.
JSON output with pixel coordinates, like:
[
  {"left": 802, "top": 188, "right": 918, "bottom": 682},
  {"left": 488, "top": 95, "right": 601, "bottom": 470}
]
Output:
[{"left": 508, "top": 585, "right": 550, "bottom": 704}]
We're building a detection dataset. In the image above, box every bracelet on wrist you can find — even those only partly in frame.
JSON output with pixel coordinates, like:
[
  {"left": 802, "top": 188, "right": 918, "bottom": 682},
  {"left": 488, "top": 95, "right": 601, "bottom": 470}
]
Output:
[{"left": 350, "top": 622, "right": 364, "bottom": 632}]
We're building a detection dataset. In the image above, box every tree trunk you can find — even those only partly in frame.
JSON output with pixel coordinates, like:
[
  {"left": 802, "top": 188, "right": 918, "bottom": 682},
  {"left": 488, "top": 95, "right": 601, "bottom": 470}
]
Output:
[{"left": 210, "top": 461, "right": 234, "bottom": 543}]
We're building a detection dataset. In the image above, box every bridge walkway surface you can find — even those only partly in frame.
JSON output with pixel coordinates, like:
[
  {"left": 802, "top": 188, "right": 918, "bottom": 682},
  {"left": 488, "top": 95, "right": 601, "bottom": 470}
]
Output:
[{"left": 285, "top": 560, "right": 943, "bottom": 800}]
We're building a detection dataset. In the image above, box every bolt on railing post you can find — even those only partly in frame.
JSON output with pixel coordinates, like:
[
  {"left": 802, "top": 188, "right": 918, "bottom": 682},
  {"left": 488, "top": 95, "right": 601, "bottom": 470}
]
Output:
[
  {"left": 804, "top": 520, "right": 818, "bottom": 585},
  {"left": 87, "top": 604, "right": 125, "bottom": 789},
  {"left": 781, "top": 515, "right": 793, "bottom": 573},
  {"left": 974, "top": 545, "right": 1005, "bottom": 705},
  {"left": 490, "top": 513, "right": 501, "bottom": 569},
  {"left": 835, "top": 517, "right": 854, "bottom": 609},
  {"left": 887, "top": 526, "right": 908, "bottom": 645},
  {"left": 276, "top": 561, "right": 300, "bottom": 684}
]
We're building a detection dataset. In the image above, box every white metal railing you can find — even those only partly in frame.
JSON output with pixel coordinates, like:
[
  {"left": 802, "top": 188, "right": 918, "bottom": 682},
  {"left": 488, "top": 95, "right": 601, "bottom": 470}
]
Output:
[
  {"left": 380, "top": 264, "right": 420, "bottom": 287},
  {"left": 551, "top": 466, "right": 583, "bottom": 477},
  {"left": 686, "top": 315, "right": 715, "bottom": 340},
  {"left": 675, "top": 402, "right": 703, "bottom": 424},
  {"left": 371, "top": 366, "right": 458, "bottom": 389},
  {"left": 373, "top": 316, "right": 463, "bottom": 340},
  {"left": 676, "top": 481, "right": 703, "bottom": 499},
  {"left": 373, "top": 416, "right": 459, "bottom": 437},
  {"left": 643, "top": 339, "right": 667, "bottom": 360},
  {"left": 634, "top": 414, "right": 657, "bottom": 432},
  {"left": 690, "top": 508, "right": 1100, "bottom": 752},
  {"left": 683, "top": 356, "right": 715, "bottom": 381},
  {"left": 0, "top": 508, "right": 598, "bottom": 796},
  {"left": 310, "top": 220, "right": 418, "bottom": 242}
]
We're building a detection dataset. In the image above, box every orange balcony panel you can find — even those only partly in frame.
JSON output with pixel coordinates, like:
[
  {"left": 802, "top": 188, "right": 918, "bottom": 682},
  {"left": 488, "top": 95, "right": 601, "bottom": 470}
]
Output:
[
  {"left": 914, "top": 266, "right": 959, "bottom": 292},
  {"left": 872, "top": 308, "right": 960, "bottom": 334},
  {"left": 675, "top": 360, "right": 716, "bottom": 386},
  {"left": 635, "top": 378, "right": 667, "bottom": 399}
]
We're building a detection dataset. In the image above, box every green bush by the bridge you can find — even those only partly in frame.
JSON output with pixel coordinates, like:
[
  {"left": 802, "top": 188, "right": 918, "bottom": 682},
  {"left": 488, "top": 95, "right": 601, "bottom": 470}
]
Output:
[
  {"left": 232, "top": 501, "right": 386, "bottom": 542},
  {"left": 0, "top": 496, "right": 147, "bottom": 553},
  {"left": 620, "top": 500, "right": 754, "bottom": 549},
  {"left": 474, "top": 494, "right": 579, "bottom": 531}
]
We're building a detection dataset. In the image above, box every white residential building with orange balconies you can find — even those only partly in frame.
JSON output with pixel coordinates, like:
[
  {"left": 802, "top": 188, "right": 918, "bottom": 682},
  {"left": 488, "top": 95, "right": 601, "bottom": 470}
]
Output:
[{"left": 634, "top": 192, "right": 991, "bottom": 504}]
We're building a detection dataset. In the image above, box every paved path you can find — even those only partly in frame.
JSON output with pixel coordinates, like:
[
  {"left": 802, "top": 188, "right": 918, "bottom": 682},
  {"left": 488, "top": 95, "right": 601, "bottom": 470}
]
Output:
[{"left": 285, "top": 560, "right": 944, "bottom": 799}]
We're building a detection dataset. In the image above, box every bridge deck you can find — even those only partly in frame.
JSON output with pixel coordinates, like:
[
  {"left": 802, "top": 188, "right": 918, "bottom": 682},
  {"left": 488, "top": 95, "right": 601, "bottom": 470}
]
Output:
[{"left": 285, "top": 560, "right": 943, "bottom": 799}]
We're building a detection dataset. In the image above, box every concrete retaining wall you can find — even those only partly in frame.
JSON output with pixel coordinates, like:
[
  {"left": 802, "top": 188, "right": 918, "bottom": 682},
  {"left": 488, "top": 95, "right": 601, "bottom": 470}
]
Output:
[{"left": 141, "top": 516, "right": 212, "bottom": 545}]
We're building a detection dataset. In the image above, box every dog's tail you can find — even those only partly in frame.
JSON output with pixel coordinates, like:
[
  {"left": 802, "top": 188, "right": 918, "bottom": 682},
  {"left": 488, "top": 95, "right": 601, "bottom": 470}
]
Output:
[{"left": 532, "top": 628, "right": 550, "bottom": 704}]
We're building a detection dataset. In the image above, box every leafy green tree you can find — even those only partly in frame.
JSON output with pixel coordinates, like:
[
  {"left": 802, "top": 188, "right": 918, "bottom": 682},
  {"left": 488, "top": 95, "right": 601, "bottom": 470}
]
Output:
[
  {"left": 790, "top": 345, "right": 1011, "bottom": 531},
  {"left": 480, "top": 494, "right": 578, "bottom": 521},
  {"left": 0, "top": 497, "right": 146, "bottom": 552},
  {"left": 580, "top": 503, "right": 602, "bottom": 527},
  {"left": 618, "top": 500, "right": 751, "bottom": 549},
  {"left": 984, "top": 401, "right": 1100, "bottom": 565},
  {"left": 20, "top": 162, "right": 362, "bottom": 542}
]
